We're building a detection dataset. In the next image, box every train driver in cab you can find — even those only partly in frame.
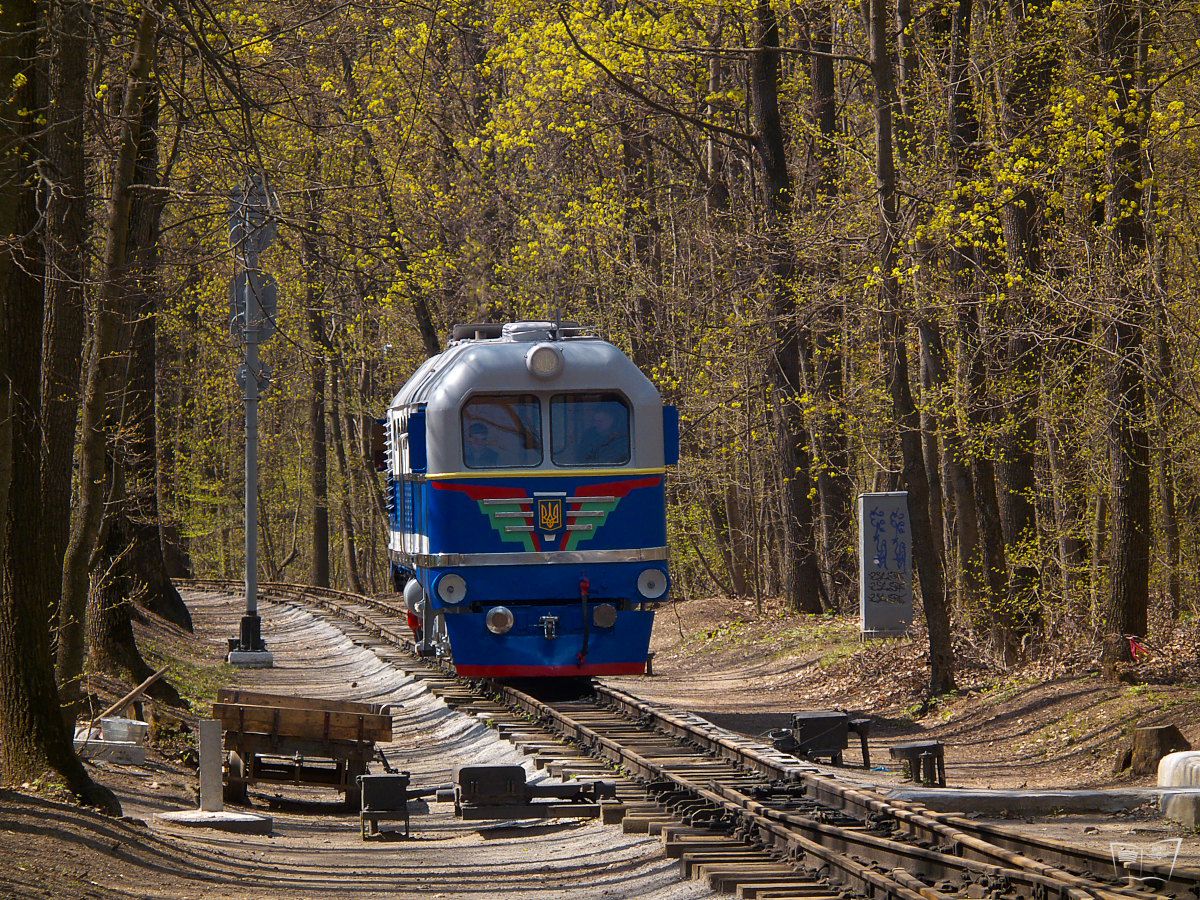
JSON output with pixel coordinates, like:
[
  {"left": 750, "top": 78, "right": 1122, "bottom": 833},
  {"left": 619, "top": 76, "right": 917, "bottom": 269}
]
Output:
[
  {"left": 464, "top": 421, "right": 500, "bottom": 468},
  {"left": 579, "top": 403, "right": 629, "bottom": 465}
]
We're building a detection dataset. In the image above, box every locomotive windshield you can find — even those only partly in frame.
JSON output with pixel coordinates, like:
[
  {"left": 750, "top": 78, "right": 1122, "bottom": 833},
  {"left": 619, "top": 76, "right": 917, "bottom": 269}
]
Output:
[
  {"left": 461, "top": 394, "right": 543, "bottom": 468},
  {"left": 551, "top": 392, "right": 631, "bottom": 466}
]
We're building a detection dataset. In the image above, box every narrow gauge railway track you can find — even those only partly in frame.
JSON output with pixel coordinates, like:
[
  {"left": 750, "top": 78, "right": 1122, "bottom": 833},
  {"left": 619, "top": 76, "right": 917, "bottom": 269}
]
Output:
[{"left": 185, "top": 580, "right": 1198, "bottom": 900}]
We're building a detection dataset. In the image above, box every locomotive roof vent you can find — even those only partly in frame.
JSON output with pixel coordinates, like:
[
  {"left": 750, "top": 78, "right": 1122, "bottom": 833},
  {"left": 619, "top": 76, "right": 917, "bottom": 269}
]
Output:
[
  {"left": 450, "top": 322, "right": 504, "bottom": 342},
  {"left": 501, "top": 321, "right": 554, "bottom": 342},
  {"left": 449, "top": 319, "right": 596, "bottom": 345}
]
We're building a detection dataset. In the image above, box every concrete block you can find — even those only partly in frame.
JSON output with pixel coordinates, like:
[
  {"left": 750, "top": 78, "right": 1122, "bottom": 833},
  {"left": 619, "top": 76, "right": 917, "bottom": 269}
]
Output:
[
  {"left": 198, "top": 719, "right": 223, "bottom": 812},
  {"left": 1160, "top": 789, "right": 1200, "bottom": 829},
  {"left": 227, "top": 649, "right": 274, "bottom": 668},
  {"left": 73, "top": 738, "right": 147, "bottom": 765},
  {"left": 154, "top": 809, "right": 273, "bottom": 835},
  {"left": 99, "top": 717, "right": 149, "bottom": 745},
  {"left": 1158, "top": 751, "right": 1200, "bottom": 787}
]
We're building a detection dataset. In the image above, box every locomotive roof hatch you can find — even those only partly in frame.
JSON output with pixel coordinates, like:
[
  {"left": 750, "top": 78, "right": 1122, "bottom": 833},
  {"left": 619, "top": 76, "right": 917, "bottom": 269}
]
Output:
[{"left": 388, "top": 321, "right": 667, "bottom": 474}]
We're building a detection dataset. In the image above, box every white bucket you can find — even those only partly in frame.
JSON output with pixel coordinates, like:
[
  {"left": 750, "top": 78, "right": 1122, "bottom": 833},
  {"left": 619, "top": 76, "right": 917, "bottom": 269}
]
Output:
[{"left": 100, "top": 717, "right": 149, "bottom": 745}]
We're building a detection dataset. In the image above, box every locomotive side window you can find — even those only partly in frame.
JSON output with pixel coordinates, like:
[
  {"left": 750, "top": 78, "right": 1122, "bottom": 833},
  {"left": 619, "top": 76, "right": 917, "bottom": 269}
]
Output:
[
  {"left": 551, "top": 393, "right": 631, "bottom": 466},
  {"left": 461, "top": 394, "right": 543, "bottom": 468}
]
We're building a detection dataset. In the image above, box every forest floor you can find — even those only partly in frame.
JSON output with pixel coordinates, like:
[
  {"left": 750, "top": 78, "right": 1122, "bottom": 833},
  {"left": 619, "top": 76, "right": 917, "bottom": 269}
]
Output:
[
  {"left": 614, "top": 594, "right": 1200, "bottom": 791},
  {"left": 609, "top": 594, "right": 1200, "bottom": 873},
  {"left": 4, "top": 590, "right": 1200, "bottom": 898}
]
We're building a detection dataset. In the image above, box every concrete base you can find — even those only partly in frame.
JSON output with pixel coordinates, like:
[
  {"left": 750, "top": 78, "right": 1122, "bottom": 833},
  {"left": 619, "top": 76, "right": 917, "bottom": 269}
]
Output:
[
  {"left": 1159, "top": 751, "right": 1200, "bottom": 786},
  {"left": 888, "top": 787, "right": 1157, "bottom": 815},
  {"left": 73, "top": 739, "right": 147, "bottom": 765},
  {"left": 1160, "top": 789, "right": 1200, "bottom": 828},
  {"left": 154, "top": 809, "right": 273, "bottom": 835},
  {"left": 227, "top": 649, "right": 274, "bottom": 668}
]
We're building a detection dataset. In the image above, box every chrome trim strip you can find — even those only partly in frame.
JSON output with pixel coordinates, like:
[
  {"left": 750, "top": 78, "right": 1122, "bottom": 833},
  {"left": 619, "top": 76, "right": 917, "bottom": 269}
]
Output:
[
  {"left": 565, "top": 524, "right": 593, "bottom": 532},
  {"left": 481, "top": 498, "right": 532, "bottom": 506},
  {"left": 566, "top": 495, "right": 615, "bottom": 503},
  {"left": 428, "top": 468, "right": 665, "bottom": 481},
  {"left": 493, "top": 511, "right": 530, "bottom": 519},
  {"left": 412, "top": 546, "right": 668, "bottom": 567},
  {"left": 567, "top": 510, "right": 604, "bottom": 518},
  {"left": 504, "top": 525, "right": 535, "bottom": 533}
]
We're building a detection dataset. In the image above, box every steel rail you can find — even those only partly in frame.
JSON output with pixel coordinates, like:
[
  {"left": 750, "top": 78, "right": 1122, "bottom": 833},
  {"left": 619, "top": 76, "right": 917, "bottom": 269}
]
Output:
[{"left": 180, "top": 580, "right": 1198, "bottom": 899}]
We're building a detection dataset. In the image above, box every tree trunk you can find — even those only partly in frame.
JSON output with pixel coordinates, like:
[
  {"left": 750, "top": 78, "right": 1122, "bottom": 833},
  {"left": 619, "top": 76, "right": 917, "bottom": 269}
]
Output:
[
  {"left": 304, "top": 175, "right": 330, "bottom": 588},
  {"left": 1097, "top": 0, "right": 1150, "bottom": 671},
  {"left": 112, "top": 89, "right": 190, "bottom": 631},
  {"left": 0, "top": 0, "right": 118, "bottom": 812},
  {"left": 869, "top": 0, "right": 955, "bottom": 693},
  {"left": 916, "top": 319, "right": 948, "bottom": 568},
  {"left": 88, "top": 72, "right": 189, "bottom": 694},
  {"left": 87, "top": 466, "right": 182, "bottom": 705},
  {"left": 945, "top": 0, "right": 1012, "bottom": 647},
  {"left": 802, "top": 0, "right": 854, "bottom": 609},
  {"left": 621, "top": 126, "right": 661, "bottom": 369},
  {"left": 750, "top": 0, "right": 825, "bottom": 613},
  {"left": 1044, "top": 414, "right": 1088, "bottom": 602},
  {"left": 58, "top": 3, "right": 159, "bottom": 692},
  {"left": 918, "top": 317, "right": 980, "bottom": 605},
  {"left": 995, "top": 0, "right": 1060, "bottom": 649},
  {"left": 329, "top": 366, "right": 364, "bottom": 594},
  {"left": 1142, "top": 95, "right": 1181, "bottom": 619},
  {"left": 40, "top": 0, "right": 90, "bottom": 629}
]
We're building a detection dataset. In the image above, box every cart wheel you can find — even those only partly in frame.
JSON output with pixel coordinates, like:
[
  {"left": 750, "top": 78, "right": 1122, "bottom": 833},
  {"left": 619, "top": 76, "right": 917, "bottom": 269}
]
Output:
[{"left": 224, "top": 751, "right": 249, "bottom": 805}]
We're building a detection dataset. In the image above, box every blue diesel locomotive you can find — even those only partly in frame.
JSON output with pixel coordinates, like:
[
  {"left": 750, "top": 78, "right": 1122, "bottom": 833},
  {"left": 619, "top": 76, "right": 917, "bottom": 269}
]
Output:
[{"left": 384, "top": 321, "right": 678, "bottom": 678}]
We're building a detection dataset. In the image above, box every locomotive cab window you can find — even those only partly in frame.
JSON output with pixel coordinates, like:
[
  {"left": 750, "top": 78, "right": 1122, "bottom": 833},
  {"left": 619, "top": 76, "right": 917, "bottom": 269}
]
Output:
[
  {"left": 461, "top": 394, "right": 543, "bottom": 468},
  {"left": 551, "top": 392, "right": 631, "bottom": 466}
]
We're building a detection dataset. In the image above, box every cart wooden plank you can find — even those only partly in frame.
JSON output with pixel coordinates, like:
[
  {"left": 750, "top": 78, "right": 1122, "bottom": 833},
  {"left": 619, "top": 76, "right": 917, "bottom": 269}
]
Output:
[
  {"left": 217, "top": 688, "right": 386, "bottom": 716},
  {"left": 214, "top": 702, "right": 392, "bottom": 743}
]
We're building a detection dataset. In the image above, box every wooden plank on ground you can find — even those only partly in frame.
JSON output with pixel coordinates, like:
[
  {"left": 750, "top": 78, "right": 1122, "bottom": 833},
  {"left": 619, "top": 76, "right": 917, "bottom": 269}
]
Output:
[
  {"left": 216, "top": 688, "right": 386, "bottom": 716},
  {"left": 214, "top": 702, "right": 392, "bottom": 742}
]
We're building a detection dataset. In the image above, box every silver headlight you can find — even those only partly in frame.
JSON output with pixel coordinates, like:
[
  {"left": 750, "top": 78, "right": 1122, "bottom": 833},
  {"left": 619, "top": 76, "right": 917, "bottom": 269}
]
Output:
[
  {"left": 526, "top": 343, "right": 564, "bottom": 379},
  {"left": 637, "top": 569, "right": 668, "bottom": 600},
  {"left": 403, "top": 578, "right": 424, "bottom": 612},
  {"left": 593, "top": 603, "right": 618, "bottom": 628},
  {"left": 436, "top": 573, "right": 467, "bottom": 604},
  {"left": 486, "top": 606, "right": 515, "bottom": 634}
]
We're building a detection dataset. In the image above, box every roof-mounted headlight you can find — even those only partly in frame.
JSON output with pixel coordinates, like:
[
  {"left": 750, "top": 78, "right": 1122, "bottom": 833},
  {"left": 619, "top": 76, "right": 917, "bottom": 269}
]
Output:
[{"left": 526, "top": 343, "right": 564, "bottom": 379}]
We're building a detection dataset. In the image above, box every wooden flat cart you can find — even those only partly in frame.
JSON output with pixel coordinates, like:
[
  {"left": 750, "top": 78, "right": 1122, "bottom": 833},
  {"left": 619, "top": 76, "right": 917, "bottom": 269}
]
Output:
[{"left": 214, "top": 689, "right": 393, "bottom": 808}]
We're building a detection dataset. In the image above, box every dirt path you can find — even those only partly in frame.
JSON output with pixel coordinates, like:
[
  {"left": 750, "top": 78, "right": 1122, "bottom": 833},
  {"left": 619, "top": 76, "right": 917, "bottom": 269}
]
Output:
[{"left": 2, "top": 590, "right": 712, "bottom": 900}]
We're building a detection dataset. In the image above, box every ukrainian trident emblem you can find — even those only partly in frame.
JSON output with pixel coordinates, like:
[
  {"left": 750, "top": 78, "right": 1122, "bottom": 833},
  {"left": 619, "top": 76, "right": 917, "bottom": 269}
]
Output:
[{"left": 535, "top": 493, "right": 565, "bottom": 543}]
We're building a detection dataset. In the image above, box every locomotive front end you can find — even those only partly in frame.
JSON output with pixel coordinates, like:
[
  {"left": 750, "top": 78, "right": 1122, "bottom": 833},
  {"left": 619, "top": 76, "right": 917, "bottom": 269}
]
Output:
[{"left": 385, "top": 321, "right": 678, "bottom": 678}]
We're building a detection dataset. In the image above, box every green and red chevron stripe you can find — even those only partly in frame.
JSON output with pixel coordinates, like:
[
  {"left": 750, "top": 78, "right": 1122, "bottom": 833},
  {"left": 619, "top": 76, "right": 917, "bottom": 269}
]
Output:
[{"left": 434, "top": 476, "right": 659, "bottom": 551}]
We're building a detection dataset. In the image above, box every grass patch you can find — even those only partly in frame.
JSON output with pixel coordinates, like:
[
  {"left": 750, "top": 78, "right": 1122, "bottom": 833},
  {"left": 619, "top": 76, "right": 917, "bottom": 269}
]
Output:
[
  {"left": 142, "top": 640, "right": 237, "bottom": 716},
  {"left": 816, "top": 643, "right": 860, "bottom": 669}
]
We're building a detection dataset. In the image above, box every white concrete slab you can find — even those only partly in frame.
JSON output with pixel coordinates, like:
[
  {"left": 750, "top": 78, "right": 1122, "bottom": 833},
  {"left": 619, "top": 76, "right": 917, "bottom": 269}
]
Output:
[
  {"left": 154, "top": 809, "right": 273, "bottom": 835},
  {"left": 1159, "top": 751, "right": 1200, "bottom": 787},
  {"left": 73, "top": 738, "right": 147, "bottom": 765},
  {"left": 227, "top": 649, "right": 274, "bottom": 668}
]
